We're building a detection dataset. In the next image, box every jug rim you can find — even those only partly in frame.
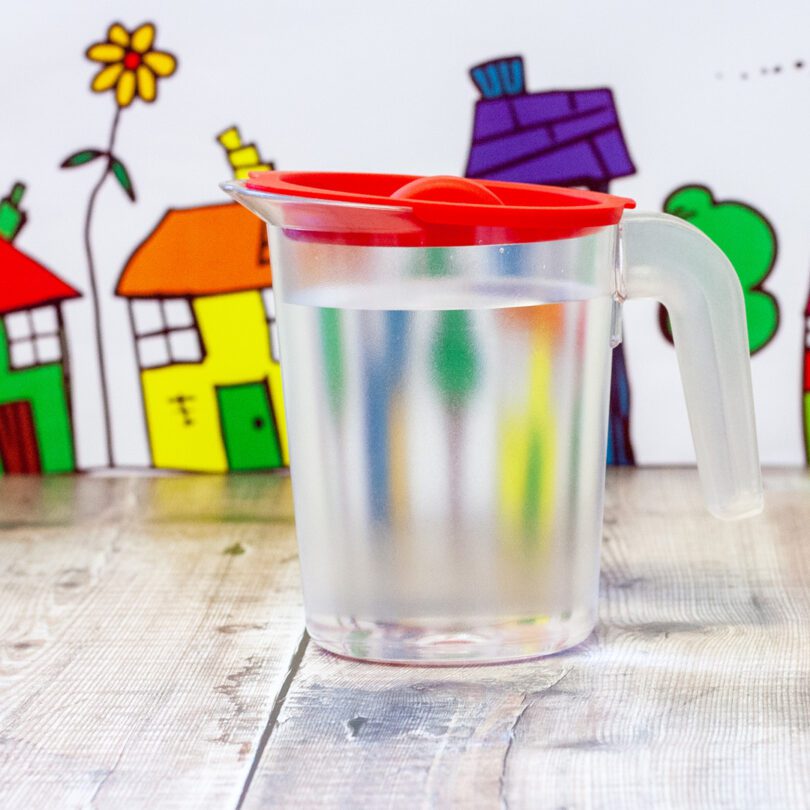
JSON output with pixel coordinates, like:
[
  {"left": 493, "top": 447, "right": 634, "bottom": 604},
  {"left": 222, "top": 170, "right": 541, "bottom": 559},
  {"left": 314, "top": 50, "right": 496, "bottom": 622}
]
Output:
[{"left": 226, "top": 171, "right": 635, "bottom": 246}]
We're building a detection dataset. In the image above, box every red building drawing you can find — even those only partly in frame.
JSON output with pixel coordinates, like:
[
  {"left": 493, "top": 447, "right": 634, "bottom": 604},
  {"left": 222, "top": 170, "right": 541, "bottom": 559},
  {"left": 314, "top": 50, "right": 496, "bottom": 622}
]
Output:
[
  {"left": 0, "top": 183, "right": 80, "bottom": 473},
  {"left": 802, "top": 286, "right": 810, "bottom": 464}
]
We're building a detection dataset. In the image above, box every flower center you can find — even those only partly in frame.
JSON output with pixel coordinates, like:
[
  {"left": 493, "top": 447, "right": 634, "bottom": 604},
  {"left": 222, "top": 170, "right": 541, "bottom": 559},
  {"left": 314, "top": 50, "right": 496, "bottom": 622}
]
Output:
[{"left": 123, "top": 51, "right": 141, "bottom": 70}]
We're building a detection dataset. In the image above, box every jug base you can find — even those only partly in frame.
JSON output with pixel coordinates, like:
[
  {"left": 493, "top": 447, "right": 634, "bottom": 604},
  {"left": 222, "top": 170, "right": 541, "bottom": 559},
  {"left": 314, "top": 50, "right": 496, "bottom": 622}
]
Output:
[{"left": 306, "top": 610, "right": 595, "bottom": 665}]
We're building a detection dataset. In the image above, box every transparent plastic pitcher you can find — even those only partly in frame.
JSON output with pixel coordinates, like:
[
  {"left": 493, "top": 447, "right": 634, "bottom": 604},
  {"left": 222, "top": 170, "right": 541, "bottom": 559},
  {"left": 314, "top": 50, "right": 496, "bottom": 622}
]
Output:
[{"left": 224, "top": 172, "right": 762, "bottom": 664}]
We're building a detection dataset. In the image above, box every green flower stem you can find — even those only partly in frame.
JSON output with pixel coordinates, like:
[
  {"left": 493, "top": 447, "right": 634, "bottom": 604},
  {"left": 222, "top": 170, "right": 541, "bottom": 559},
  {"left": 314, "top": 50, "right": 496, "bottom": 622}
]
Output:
[{"left": 83, "top": 104, "right": 122, "bottom": 467}]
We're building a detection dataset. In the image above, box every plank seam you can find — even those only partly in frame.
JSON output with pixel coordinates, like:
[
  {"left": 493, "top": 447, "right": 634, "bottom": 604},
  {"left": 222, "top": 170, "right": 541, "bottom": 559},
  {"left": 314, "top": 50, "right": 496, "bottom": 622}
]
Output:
[
  {"left": 499, "top": 667, "right": 573, "bottom": 810},
  {"left": 234, "top": 629, "right": 310, "bottom": 810}
]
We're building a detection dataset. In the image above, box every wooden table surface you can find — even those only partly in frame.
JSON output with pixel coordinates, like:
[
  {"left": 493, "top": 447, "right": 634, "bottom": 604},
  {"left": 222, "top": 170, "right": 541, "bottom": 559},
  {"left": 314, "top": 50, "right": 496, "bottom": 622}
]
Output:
[{"left": 1, "top": 469, "right": 808, "bottom": 809}]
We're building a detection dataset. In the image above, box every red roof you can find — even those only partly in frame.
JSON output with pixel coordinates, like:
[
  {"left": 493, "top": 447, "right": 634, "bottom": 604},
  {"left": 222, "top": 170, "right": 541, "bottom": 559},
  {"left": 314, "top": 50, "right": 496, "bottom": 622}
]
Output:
[{"left": 0, "top": 239, "right": 80, "bottom": 315}]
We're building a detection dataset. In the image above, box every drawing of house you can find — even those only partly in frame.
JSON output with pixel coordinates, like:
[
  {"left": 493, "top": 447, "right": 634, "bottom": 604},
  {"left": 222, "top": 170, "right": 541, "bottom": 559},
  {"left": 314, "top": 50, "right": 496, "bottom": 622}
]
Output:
[
  {"left": 116, "top": 203, "right": 288, "bottom": 472},
  {"left": 464, "top": 55, "right": 637, "bottom": 464},
  {"left": 802, "top": 286, "right": 810, "bottom": 464},
  {"left": 465, "top": 56, "right": 636, "bottom": 191},
  {"left": 0, "top": 183, "right": 80, "bottom": 474}
]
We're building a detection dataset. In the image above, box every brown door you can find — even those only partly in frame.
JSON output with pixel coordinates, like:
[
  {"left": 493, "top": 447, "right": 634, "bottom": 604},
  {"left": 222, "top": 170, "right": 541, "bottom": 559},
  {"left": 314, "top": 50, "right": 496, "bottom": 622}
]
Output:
[{"left": 0, "top": 401, "right": 41, "bottom": 474}]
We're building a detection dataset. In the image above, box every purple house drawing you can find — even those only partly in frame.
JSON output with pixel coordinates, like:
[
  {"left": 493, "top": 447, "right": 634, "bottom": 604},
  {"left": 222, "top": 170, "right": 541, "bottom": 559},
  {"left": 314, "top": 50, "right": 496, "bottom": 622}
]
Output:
[
  {"left": 465, "top": 56, "right": 636, "bottom": 192},
  {"left": 464, "top": 55, "right": 637, "bottom": 464}
]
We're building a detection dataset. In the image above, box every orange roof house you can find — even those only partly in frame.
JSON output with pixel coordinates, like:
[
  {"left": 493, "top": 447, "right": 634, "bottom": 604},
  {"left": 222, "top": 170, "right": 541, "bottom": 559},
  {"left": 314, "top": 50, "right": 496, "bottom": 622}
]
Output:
[{"left": 115, "top": 199, "right": 286, "bottom": 474}]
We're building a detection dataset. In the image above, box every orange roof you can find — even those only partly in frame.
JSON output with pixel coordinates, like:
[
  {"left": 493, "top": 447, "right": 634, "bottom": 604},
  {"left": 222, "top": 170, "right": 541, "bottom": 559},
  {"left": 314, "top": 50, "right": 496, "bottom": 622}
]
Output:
[{"left": 117, "top": 203, "right": 270, "bottom": 298}]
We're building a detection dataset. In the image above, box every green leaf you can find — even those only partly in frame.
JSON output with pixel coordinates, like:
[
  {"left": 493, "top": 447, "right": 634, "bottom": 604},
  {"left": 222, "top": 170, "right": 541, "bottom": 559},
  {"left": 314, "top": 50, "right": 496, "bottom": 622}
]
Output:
[
  {"left": 110, "top": 158, "right": 136, "bottom": 202},
  {"left": 60, "top": 149, "right": 104, "bottom": 168}
]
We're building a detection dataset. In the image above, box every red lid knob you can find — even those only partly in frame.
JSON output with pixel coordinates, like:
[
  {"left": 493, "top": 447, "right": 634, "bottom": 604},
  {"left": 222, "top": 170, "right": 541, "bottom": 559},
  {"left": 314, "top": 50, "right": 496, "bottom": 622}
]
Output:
[{"left": 391, "top": 175, "right": 504, "bottom": 205}]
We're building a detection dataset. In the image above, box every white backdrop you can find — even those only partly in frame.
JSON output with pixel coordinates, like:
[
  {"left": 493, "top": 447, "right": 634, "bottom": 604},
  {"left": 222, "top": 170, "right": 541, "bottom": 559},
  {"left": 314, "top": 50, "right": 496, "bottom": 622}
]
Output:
[{"left": 1, "top": 0, "right": 807, "bottom": 467}]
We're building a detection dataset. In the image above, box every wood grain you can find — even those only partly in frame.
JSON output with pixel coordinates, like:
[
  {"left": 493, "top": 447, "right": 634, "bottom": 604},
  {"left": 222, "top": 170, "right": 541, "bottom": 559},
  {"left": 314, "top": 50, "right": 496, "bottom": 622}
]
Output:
[
  {"left": 0, "top": 475, "right": 304, "bottom": 810},
  {"left": 1, "top": 470, "right": 808, "bottom": 809},
  {"left": 243, "top": 468, "right": 810, "bottom": 810}
]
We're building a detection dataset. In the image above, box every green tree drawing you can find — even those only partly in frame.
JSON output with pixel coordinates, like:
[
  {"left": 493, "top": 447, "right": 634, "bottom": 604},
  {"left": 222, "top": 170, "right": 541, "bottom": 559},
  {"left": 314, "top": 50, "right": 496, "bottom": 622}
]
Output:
[
  {"left": 432, "top": 310, "right": 479, "bottom": 408},
  {"left": 663, "top": 185, "right": 779, "bottom": 353}
]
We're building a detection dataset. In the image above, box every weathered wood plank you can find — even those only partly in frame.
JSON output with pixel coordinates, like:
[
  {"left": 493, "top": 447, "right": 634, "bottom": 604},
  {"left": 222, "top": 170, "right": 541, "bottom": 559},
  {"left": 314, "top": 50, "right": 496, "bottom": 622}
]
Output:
[
  {"left": 243, "top": 468, "right": 810, "bottom": 810},
  {"left": 0, "top": 475, "right": 304, "bottom": 810}
]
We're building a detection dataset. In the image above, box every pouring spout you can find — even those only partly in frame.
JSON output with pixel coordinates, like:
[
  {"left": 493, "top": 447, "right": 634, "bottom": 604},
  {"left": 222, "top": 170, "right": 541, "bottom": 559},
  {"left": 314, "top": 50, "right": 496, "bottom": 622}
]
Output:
[{"left": 220, "top": 180, "right": 277, "bottom": 224}]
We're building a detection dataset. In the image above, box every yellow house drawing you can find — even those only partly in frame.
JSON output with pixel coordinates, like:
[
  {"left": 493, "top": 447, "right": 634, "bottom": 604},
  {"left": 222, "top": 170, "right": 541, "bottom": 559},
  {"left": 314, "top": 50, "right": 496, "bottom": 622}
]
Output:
[{"left": 116, "top": 202, "right": 288, "bottom": 472}]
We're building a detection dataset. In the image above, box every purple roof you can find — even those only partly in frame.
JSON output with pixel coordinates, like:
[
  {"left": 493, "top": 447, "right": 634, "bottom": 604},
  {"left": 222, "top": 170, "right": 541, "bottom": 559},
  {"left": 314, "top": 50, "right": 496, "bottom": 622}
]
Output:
[{"left": 465, "top": 86, "right": 636, "bottom": 188}]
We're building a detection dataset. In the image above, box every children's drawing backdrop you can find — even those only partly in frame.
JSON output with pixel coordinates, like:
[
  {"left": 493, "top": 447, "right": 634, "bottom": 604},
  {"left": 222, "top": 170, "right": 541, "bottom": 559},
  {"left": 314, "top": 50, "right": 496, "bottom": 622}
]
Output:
[{"left": 0, "top": 0, "right": 807, "bottom": 472}]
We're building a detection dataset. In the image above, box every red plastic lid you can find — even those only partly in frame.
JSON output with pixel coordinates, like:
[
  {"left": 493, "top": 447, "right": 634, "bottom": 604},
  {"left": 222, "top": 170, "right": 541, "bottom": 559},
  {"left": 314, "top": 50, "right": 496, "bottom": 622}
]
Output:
[{"left": 244, "top": 171, "right": 635, "bottom": 247}]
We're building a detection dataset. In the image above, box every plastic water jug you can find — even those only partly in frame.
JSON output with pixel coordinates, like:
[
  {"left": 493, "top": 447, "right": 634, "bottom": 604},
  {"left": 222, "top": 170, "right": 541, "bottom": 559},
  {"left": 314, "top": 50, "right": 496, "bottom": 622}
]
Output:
[{"left": 225, "top": 171, "right": 762, "bottom": 664}]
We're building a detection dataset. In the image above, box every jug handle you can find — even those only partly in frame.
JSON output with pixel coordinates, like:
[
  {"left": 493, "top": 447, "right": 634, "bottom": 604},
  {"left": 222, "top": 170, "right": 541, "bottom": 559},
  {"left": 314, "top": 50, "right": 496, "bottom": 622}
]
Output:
[{"left": 620, "top": 211, "right": 763, "bottom": 520}]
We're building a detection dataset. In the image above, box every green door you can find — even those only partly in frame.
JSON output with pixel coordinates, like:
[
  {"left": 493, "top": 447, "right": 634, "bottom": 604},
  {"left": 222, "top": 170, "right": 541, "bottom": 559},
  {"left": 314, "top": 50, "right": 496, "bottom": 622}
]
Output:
[{"left": 216, "top": 382, "right": 282, "bottom": 471}]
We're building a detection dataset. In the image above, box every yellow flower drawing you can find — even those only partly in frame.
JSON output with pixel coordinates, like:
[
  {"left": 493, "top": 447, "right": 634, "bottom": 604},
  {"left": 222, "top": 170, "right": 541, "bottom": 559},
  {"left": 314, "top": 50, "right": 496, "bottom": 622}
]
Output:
[
  {"left": 62, "top": 21, "right": 179, "bottom": 466},
  {"left": 86, "top": 22, "right": 177, "bottom": 107}
]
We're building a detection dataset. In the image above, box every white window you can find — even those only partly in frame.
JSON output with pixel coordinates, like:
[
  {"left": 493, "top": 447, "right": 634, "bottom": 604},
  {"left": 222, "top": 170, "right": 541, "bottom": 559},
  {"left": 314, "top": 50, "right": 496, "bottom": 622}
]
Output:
[
  {"left": 31, "top": 307, "right": 58, "bottom": 334},
  {"left": 168, "top": 328, "right": 202, "bottom": 362},
  {"left": 163, "top": 299, "right": 195, "bottom": 329},
  {"left": 5, "top": 306, "right": 62, "bottom": 370},
  {"left": 131, "top": 298, "right": 203, "bottom": 368},
  {"left": 6, "top": 311, "right": 32, "bottom": 340},
  {"left": 132, "top": 299, "right": 164, "bottom": 334},
  {"left": 10, "top": 339, "right": 36, "bottom": 368},
  {"left": 138, "top": 334, "right": 171, "bottom": 369},
  {"left": 261, "top": 287, "right": 281, "bottom": 363},
  {"left": 36, "top": 335, "right": 62, "bottom": 363}
]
